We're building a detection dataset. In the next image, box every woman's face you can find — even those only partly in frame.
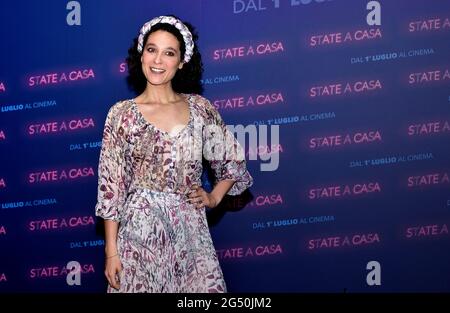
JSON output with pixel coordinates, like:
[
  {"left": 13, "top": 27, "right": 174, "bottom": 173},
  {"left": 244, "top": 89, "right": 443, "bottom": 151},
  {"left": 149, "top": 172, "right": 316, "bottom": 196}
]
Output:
[{"left": 141, "top": 30, "right": 184, "bottom": 87}]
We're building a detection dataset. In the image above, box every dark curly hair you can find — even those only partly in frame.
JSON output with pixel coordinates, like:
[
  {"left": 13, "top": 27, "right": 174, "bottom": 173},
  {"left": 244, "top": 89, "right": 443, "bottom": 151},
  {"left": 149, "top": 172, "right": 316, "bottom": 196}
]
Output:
[{"left": 126, "top": 16, "right": 204, "bottom": 95}]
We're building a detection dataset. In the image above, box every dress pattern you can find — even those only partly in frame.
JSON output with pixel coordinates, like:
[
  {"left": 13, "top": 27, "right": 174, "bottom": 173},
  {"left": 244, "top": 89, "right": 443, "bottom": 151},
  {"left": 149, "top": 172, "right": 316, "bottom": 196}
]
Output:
[{"left": 95, "top": 94, "right": 253, "bottom": 293}]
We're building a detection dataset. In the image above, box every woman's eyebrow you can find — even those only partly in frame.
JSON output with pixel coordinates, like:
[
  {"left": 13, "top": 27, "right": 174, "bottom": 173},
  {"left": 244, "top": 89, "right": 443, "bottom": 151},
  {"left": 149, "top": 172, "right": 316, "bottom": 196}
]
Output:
[{"left": 145, "top": 43, "right": 177, "bottom": 51}]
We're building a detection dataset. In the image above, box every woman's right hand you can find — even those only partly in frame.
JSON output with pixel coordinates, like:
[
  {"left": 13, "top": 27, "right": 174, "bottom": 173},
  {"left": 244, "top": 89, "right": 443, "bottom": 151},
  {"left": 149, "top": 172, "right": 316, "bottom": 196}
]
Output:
[{"left": 104, "top": 254, "right": 122, "bottom": 290}]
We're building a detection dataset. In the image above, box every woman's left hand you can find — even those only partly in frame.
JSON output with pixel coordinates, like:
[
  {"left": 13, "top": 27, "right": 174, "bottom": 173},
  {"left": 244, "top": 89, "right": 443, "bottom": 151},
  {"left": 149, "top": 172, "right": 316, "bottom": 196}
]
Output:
[{"left": 188, "top": 185, "right": 218, "bottom": 209}]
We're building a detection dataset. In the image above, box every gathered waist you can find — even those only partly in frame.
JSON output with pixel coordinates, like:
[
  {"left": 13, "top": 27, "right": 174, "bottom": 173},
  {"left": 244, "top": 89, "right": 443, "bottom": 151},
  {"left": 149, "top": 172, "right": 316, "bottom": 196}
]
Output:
[{"left": 125, "top": 186, "right": 194, "bottom": 204}]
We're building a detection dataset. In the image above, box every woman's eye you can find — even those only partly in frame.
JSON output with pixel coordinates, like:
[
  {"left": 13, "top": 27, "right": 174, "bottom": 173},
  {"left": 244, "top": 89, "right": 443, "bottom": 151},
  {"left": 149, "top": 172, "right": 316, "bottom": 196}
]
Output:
[
  {"left": 147, "top": 48, "right": 155, "bottom": 53},
  {"left": 166, "top": 51, "right": 175, "bottom": 56}
]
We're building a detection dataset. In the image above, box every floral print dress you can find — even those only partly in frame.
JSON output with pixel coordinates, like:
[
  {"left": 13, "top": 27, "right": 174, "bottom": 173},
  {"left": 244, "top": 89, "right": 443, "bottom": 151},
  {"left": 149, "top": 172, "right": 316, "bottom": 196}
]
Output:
[{"left": 95, "top": 94, "right": 253, "bottom": 293}]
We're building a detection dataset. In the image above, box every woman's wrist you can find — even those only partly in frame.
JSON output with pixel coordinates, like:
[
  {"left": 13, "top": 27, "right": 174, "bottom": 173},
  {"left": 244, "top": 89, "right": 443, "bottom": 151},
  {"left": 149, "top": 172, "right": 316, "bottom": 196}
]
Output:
[
  {"left": 210, "top": 191, "right": 222, "bottom": 208},
  {"left": 210, "top": 179, "right": 235, "bottom": 208},
  {"left": 105, "top": 253, "right": 119, "bottom": 259}
]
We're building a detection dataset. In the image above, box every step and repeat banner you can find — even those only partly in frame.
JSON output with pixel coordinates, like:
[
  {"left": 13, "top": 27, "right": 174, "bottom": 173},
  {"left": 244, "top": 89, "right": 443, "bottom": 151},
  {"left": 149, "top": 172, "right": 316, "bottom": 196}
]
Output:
[{"left": 0, "top": 0, "right": 449, "bottom": 292}]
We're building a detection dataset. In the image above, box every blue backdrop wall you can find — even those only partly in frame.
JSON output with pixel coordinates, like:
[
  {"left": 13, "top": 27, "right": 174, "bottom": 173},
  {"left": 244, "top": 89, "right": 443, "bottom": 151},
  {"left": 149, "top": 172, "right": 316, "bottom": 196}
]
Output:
[{"left": 0, "top": 0, "right": 449, "bottom": 292}]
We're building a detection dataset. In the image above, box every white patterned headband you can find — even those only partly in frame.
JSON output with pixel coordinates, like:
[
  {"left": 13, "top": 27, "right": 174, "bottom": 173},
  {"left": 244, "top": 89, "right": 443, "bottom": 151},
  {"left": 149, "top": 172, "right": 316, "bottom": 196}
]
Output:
[{"left": 137, "top": 16, "right": 194, "bottom": 63}]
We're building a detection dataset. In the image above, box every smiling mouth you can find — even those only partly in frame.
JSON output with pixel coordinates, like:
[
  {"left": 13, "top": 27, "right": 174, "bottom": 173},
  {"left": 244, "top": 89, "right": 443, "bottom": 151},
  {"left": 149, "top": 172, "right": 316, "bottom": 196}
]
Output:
[{"left": 150, "top": 67, "right": 166, "bottom": 74}]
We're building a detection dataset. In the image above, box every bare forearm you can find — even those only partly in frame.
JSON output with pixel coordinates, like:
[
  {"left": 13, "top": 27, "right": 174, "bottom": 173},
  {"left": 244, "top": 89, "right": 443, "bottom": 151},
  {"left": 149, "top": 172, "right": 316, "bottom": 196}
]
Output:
[
  {"left": 211, "top": 179, "right": 235, "bottom": 206},
  {"left": 104, "top": 220, "right": 119, "bottom": 256}
]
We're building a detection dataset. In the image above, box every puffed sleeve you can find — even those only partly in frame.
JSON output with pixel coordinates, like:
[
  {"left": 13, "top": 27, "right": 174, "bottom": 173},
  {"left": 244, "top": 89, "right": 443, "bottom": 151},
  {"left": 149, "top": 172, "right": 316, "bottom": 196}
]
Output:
[
  {"left": 202, "top": 98, "right": 253, "bottom": 196},
  {"left": 95, "top": 104, "right": 130, "bottom": 221}
]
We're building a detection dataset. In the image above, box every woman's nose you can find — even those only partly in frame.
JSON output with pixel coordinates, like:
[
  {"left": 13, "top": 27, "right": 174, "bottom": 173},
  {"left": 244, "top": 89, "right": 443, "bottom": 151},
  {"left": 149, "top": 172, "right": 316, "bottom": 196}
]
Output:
[{"left": 154, "top": 52, "right": 163, "bottom": 64}]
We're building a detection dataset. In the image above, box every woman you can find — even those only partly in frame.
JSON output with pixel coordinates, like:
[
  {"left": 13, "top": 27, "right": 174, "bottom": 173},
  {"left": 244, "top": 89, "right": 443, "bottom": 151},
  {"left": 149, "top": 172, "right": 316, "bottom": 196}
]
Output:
[{"left": 95, "top": 15, "right": 253, "bottom": 293}]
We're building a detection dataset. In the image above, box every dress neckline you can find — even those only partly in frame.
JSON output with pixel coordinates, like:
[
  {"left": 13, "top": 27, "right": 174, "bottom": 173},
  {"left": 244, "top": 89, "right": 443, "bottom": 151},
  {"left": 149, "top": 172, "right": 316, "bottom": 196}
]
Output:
[{"left": 131, "top": 93, "right": 193, "bottom": 139}]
